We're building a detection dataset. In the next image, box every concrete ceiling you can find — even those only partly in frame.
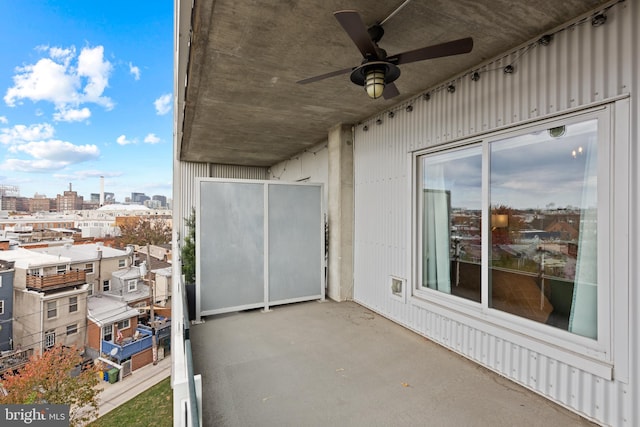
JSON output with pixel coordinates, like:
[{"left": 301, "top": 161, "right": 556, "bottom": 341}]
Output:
[{"left": 176, "top": 0, "right": 612, "bottom": 167}]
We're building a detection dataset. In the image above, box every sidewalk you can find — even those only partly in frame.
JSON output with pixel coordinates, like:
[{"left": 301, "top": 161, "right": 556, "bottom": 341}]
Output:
[{"left": 96, "top": 355, "right": 172, "bottom": 417}]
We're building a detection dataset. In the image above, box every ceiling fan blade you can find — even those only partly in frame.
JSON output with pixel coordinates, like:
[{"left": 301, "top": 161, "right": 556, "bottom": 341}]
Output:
[
  {"left": 388, "top": 37, "right": 473, "bottom": 65},
  {"left": 382, "top": 82, "right": 400, "bottom": 99},
  {"left": 334, "top": 10, "right": 379, "bottom": 59},
  {"left": 297, "top": 66, "right": 354, "bottom": 85}
]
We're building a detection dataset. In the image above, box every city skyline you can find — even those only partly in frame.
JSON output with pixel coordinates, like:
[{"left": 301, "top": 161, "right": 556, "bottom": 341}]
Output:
[{"left": 0, "top": 1, "right": 173, "bottom": 202}]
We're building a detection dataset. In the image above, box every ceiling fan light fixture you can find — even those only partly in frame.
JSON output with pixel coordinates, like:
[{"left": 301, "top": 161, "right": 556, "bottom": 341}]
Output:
[
  {"left": 350, "top": 61, "right": 401, "bottom": 100},
  {"left": 365, "top": 68, "right": 386, "bottom": 99}
]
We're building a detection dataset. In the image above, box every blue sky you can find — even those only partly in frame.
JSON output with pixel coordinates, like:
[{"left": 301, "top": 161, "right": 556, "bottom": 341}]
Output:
[{"left": 0, "top": 1, "right": 173, "bottom": 203}]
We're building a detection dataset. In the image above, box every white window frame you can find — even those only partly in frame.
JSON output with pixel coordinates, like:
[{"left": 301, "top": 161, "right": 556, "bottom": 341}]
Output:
[
  {"left": 103, "top": 280, "right": 110, "bottom": 292},
  {"left": 103, "top": 324, "right": 113, "bottom": 341},
  {"left": 0, "top": 299, "right": 4, "bottom": 315},
  {"left": 56, "top": 265, "right": 66, "bottom": 274},
  {"left": 66, "top": 324, "right": 78, "bottom": 335},
  {"left": 116, "top": 319, "right": 130, "bottom": 330},
  {"left": 84, "top": 263, "right": 94, "bottom": 273},
  {"left": 46, "top": 301, "right": 57, "bottom": 319},
  {"left": 411, "top": 104, "right": 623, "bottom": 372},
  {"left": 119, "top": 259, "right": 126, "bottom": 268},
  {"left": 127, "top": 279, "right": 137, "bottom": 292},
  {"left": 44, "top": 331, "right": 55, "bottom": 349},
  {"left": 69, "top": 296, "right": 78, "bottom": 313}
]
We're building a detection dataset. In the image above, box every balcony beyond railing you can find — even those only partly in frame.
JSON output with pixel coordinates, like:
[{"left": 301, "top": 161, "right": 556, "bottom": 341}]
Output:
[
  {"left": 101, "top": 328, "right": 153, "bottom": 361},
  {"left": 26, "top": 270, "right": 86, "bottom": 290},
  {"left": 0, "top": 348, "right": 34, "bottom": 375}
]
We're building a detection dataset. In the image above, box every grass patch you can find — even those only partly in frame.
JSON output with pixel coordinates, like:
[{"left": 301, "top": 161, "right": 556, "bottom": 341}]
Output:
[{"left": 89, "top": 377, "right": 173, "bottom": 427}]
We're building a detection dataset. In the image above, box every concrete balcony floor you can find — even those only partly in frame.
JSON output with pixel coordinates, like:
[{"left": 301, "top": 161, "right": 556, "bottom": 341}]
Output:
[{"left": 191, "top": 300, "right": 594, "bottom": 427}]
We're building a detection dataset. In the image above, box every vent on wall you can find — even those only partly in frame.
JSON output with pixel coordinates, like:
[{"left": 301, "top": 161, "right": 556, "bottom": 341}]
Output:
[{"left": 390, "top": 276, "right": 406, "bottom": 303}]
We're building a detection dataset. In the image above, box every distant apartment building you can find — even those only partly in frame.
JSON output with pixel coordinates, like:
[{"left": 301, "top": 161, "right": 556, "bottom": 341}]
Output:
[
  {"left": 131, "top": 192, "right": 150, "bottom": 204},
  {"left": 56, "top": 186, "right": 84, "bottom": 212},
  {"left": 28, "top": 194, "right": 53, "bottom": 213},
  {"left": 0, "top": 196, "right": 29, "bottom": 212},
  {"left": 152, "top": 195, "right": 167, "bottom": 207},
  {"left": 144, "top": 199, "right": 162, "bottom": 209},
  {"left": 91, "top": 192, "right": 116, "bottom": 205},
  {"left": 0, "top": 215, "right": 76, "bottom": 231}
]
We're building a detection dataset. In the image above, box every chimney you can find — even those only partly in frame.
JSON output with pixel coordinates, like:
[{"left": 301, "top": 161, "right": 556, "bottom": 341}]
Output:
[
  {"left": 100, "top": 176, "right": 105, "bottom": 206},
  {"left": 69, "top": 182, "right": 72, "bottom": 192}
]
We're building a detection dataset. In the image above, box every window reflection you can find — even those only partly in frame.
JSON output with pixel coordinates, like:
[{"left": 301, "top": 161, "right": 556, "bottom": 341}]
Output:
[
  {"left": 489, "top": 119, "right": 598, "bottom": 338},
  {"left": 420, "top": 146, "right": 482, "bottom": 303}
]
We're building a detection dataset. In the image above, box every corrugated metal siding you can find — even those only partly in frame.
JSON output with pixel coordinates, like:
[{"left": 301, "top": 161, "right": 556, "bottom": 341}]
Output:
[
  {"left": 210, "top": 164, "right": 268, "bottom": 180},
  {"left": 174, "top": 161, "right": 209, "bottom": 241},
  {"left": 269, "top": 142, "right": 330, "bottom": 204},
  {"left": 174, "top": 162, "right": 267, "bottom": 240},
  {"left": 353, "top": 1, "right": 636, "bottom": 426}
]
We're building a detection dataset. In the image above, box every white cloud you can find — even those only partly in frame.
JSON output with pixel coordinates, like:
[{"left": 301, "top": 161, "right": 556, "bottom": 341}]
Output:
[
  {"left": 129, "top": 62, "right": 141, "bottom": 80},
  {"left": 144, "top": 133, "right": 161, "bottom": 144},
  {"left": 116, "top": 134, "right": 135, "bottom": 146},
  {"left": 2, "top": 158, "right": 71, "bottom": 172},
  {"left": 9, "top": 140, "right": 100, "bottom": 163},
  {"left": 77, "top": 46, "right": 113, "bottom": 108},
  {"left": 48, "top": 46, "right": 75, "bottom": 65},
  {"left": 4, "top": 58, "right": 80, "bottom": 107},
  {"left": 4, "top": 45, "right": 113, "bottom": 116},
  {"left": 0, "top": 121, "right": 100, "bottom": 172},
  {"left": 0, "top": 116, "right": 8, "bottom": 124},
  {"left": 154, "top": 93, "right": 172, "bottom": 115},
  {"left": 53, "top": 107, "right": 91, "bottom": 122},
  {"left": 0, "top": 123, "right": 55, "bottom": 145}
]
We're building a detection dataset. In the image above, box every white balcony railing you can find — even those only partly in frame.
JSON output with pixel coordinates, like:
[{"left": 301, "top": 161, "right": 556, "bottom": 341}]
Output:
[{"left": 171, "top": 256, "right": 201, "bottom": 427}]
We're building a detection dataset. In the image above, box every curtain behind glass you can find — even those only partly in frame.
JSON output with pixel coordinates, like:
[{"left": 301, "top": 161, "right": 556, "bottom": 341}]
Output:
[
  {"left": 423, "top": 187, "right": 451, "bottom": 292},
  {"left": 568, "top": 133, "right": 598, "bottom": 339}
]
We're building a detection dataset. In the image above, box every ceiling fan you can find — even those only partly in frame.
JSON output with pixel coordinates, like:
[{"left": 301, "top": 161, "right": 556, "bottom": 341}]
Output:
[{"left": 297, "top": 10, "right": 473, "bottom": 100}]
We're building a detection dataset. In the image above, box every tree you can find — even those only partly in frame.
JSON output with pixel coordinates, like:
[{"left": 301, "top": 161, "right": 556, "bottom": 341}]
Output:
[
  {"left": 181, "top": 208, "right": 196, "bottom": 284},
  {"left": 117, "top": 216, "right": 172, "bottom": 246},
  {"left": 0, "top": 345, "right": 100, "bottom": 426}
]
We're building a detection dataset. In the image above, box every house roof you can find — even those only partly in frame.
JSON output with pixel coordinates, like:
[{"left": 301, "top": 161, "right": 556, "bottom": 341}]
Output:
[
  {"left": 0, "top": 247, "right": 71, "bottom": 269},
  {"left": 176, "top": 0, "right": 613, "bottom": 166},
  {"left": 97, "top": 204, "right": 149, "bottom": 211},
  {"left": 87, "top": 294, "right": 141, "bottom": 326},
  {"left": 152, "top": 266, "right": 172, "bottom": 277},
  {"left": 31, "top": 243, "right": 129, "bottom": 262},
  {"left": 112, "top": 266, "right": 143, "bottom": 280}
]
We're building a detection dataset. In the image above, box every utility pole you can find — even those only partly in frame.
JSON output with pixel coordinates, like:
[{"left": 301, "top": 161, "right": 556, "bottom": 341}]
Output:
[{"left": 146, "top": 244, "right": 158, "bottom": 365}]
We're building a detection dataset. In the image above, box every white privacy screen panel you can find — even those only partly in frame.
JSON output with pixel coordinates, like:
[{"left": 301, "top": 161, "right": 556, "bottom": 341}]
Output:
[
  {"left": 197, "top": 179, "right": 324, "bottom": 317},
  {"left": 268, "top": 183, "right": 323, "bottom": 303}
]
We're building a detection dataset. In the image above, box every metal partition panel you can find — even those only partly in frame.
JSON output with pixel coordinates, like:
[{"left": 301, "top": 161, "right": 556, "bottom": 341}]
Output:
[
  {"left": 197, "top": 179, "right": 324, "bottom": 317},
  {"left": 268, "top": 183, "right": 323, "bottom": 303},
  {"left": 198, "top": 181, "right": 265, "bottom": 316}
]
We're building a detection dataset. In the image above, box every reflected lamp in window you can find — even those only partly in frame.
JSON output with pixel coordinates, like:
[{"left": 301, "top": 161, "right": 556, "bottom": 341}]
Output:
[{"left": 489, "top": 119, "right": 598, "bottom": 339}]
